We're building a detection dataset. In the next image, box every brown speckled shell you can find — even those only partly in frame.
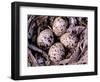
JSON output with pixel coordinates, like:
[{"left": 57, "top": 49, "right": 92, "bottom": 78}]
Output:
[
  {"left": 60, "top": 33, "right": 78, "bottom": 48},
  {"left": 53, "top": 17, "right": 67, "bottom": 36},
  {"left": 48, "top": 43, "right": 65, "bottom": 64},
  {"left": 37, "top": 29, "right": 54, "bottom": 49}
]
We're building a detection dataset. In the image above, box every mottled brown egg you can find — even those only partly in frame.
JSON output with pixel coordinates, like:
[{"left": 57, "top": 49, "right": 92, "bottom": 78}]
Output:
[
  {"left": 48, "top": 42, "right": 65, "bottom": 64},
  {"left": 53, "top": 17, "right": 67, "bottom": 36},
  {"left": 60, "top": 33, "right": 78, "bottom": 48},
  {"left": 37, "top": 29, "right": 54, "bottom": 49}
]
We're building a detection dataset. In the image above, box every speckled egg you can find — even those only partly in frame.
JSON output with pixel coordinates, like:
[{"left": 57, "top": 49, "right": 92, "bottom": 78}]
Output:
[
  {"left": 37, "top": 29, "right": 54, "bottom": 49},
  {"left": 52, "top": 17, "right": 67, "bottom": 36},
  {"left": 48, "top": 42, "right": 65, "bottom": 64},
  {"left": 60, "top": 33, "right": 78, "bottom": 48}
]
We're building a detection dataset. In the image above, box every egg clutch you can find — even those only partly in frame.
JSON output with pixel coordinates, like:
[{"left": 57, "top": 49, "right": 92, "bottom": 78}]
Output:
[{"left": 28, "top": 15, "right": 88, "bottom": 66}]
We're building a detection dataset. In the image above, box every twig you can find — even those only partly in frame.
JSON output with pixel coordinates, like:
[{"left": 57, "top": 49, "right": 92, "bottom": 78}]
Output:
[
  {"left": 28, "top": 44, "right": 50, "bottom": 65},
  {"left": 28, "top": 49, "right": 38, "bottom": 66},
  {"left": 67, "top": 43, "right": 81, "bottom": 64},
  {"left": 59, "top": 43, "right": 81, "bottom": 65},
  {"left": 48, "top": 26, "right": 52, "bottom": 31},
  {"left": 28, "top": 16, "right": 35, "bottom": 26},
  {"left": 37, "top": 26, "right": 41, "bottom": 36},
  {"left": 77, "top": 50, "right": 88, "bottom": 64}
]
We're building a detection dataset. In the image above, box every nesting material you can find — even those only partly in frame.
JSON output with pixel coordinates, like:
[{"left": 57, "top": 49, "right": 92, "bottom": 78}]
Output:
[{"left": 28, "top": 15, "right": 88, "bottom": 66}]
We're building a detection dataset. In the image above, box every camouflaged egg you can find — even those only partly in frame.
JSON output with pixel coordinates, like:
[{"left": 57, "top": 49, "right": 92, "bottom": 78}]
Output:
[
  {"left": 48, "top": 42, "right": 65, "bottom": 64},
  {"left": 60, "top": 33, "right": 78, "bottom": 48},
  {"left": 53, "top": 17, "right": 67, "bottom": 36},
  {"left": 37, "top": 29, "right": 54, "bottom": 49}
]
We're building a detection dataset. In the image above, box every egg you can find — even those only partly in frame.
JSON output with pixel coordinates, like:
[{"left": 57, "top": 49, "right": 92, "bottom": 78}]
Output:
[
  {"left": 48, "top": 42, "right": 65, "bottom": 64},
  {"left": 60, "top": 33, "right": 78, "bottom": 48},
  {"left": 37, "top": 29, "right": 54, "bottom": 50},
  {"left": 53, "top": 17, "right": 67, "bottom": 36}
]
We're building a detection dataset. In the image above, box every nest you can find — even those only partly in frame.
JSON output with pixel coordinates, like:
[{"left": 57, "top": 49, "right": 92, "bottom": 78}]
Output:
[{"left": 28, "top": 15, "right": 88, "bottom": 66}]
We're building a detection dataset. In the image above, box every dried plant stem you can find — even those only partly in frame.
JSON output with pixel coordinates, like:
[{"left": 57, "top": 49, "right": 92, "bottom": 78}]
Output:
[
  {"left": 28, "top": 49, "right": 38, "bottom": 66},
  {"left": 37, "top": 26, "right": 41, "bottom": 36},
  {"left": 28, "top": 44, "right": 50, "bottom": 65},
  {"left": 59, "top": 43, "right": 81, "bottom": 65},
  {"left": 77, "top": 51, "right": 88, "bottom": 64}
]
